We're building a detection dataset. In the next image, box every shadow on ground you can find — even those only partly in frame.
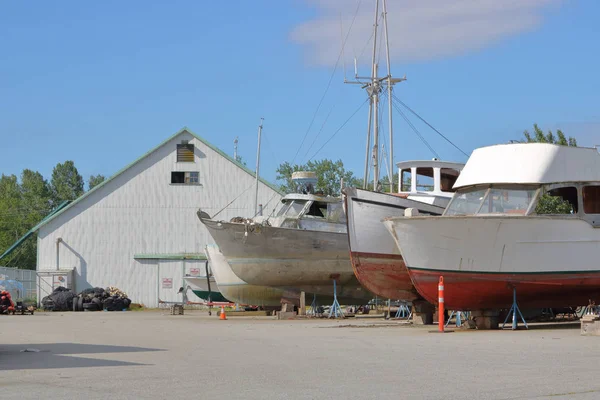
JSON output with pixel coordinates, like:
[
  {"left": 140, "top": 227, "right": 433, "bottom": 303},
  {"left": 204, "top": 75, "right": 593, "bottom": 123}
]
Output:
[{"left": 0, "top": 343, "right": 164, "bottom": 370}]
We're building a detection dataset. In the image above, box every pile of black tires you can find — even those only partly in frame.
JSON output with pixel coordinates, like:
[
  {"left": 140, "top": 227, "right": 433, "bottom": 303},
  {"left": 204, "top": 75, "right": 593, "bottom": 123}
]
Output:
[
  {"left": 41, "top": 286, "right": 131, "bottom": 312},
  {"left": 41, "top": 287, "right": 76, "bottom": 311},
  {"left": 73, "top": 287, "right": 131, "bottom": 312}
]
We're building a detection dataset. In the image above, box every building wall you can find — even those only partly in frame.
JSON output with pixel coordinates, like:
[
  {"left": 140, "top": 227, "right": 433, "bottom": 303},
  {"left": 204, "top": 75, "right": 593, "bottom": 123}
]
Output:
[{"left": 37, "top": 131, "right": 282, "bottom": 306}]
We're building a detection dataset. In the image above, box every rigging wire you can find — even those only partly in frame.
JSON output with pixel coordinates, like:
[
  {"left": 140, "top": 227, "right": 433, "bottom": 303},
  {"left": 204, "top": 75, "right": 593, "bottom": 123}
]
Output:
[
  {"left": 290, "top": 0, "right": 362, "bottom": 164},
  {"left": 392, "top": 94, "right": 469, "bottom": 158},
  {"left": 391, "top": 98, "right": 441, "bottom": 160},
  {"left": 212, "top": 182, "right": 257, "bottom": 219},
  {"left": 307, "top": 98, "right": 369, "bottom": 162},
  {"left": 302, "top": 104, "right": 336, "bottom": 163}
]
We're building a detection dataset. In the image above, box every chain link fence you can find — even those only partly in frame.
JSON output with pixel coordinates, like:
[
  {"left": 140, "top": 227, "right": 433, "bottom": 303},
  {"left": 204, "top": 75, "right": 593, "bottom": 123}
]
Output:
[{"left": 0, "top": 266, "right": 37, "bottom": 301}]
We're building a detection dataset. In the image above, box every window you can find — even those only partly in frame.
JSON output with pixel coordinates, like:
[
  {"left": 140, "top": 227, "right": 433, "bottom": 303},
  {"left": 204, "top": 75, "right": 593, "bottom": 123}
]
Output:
[
  {"left": 440, "top": 168, "right": 460, "bottom": 192},
  {"left": 171, "top": 171, "right": 199, "bottom": 185},
  {"left": 445, "top": 188, "right": 488, "bottom": 216},
  {"left": 479, "top": 189, "right": 536, "bottom": 215},
  {"left": 536, "top": 187, "right": 577, "bottom": 214},
  {"left": 400, "top": 169, "right": 411, "bottom": 192},
  {"left": 327, "top": 202, "right": 347, "bottom": 223},
  {"left": 445, "top": 187, "right": 537, "bottom": 216},
  {"left": 583, "top": 186, "right": 600, "bottom": 214},
  {"left": 306, "top": 201, "right": 327, "bottom": 218},
  {"left": 416, "top": 168, "right": 434, "bottom": 192},
  {"left": 177, "top": 142, "right": 194, "bottom": 162}
]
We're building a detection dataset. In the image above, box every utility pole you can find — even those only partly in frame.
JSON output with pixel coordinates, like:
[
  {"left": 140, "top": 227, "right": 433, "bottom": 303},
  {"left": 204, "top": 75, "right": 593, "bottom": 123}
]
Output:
[{"left": 254, "top": 118, "right": 264, "bottom": 217}]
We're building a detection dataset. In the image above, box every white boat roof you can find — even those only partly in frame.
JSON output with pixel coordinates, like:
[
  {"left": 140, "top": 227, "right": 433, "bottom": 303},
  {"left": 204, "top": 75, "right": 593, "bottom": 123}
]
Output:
[
  {"left": 396, "top": 160, "right": 464, "bottom": 171},
  {"left": 281, "top": 193, "right": 341, "bottom": 203},
  {"left": 454, "top": 143, "right": 600, "bottom": 189}
]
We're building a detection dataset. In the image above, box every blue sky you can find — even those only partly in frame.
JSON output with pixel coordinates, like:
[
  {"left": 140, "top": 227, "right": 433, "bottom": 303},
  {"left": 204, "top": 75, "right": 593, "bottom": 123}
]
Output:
[{"left": 1, "top": 0, "right": 599, "bottom": 189}]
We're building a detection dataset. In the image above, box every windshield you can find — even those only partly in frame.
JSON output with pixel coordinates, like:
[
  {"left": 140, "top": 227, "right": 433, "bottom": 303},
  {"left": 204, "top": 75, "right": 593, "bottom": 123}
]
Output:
[
  {"left": 278, "top": 200, "right": 307, "bottom": 218},
  {"left": 445, "top": 187, "right": 537, "bottom": 216}
]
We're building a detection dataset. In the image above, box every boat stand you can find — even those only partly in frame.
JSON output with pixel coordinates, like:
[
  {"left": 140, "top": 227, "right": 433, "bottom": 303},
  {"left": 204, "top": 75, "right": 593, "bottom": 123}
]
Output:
[
  {"left": 328, "top": 280, "right": 344, "bottom": 319},
  {"left": 502, "top": 286, "right": 528, "bottom": 330},
  {"left": 307, "top": 294, "right": 320, "bottom": 317},
  {"left": 445, "top": 310, "right": 469, "bottom": 328},
  {"left": 394, "top": 302, "right": 412, "bottom": 319}
]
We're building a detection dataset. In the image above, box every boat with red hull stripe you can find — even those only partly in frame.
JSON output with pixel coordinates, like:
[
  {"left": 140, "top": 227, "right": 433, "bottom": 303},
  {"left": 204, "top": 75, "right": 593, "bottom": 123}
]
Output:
[
  {"left": 350, "top": 251, "right": 419, "bottom": 301},
  {"left": 410, "top": 268, "right": 600, "bottom": 310}
]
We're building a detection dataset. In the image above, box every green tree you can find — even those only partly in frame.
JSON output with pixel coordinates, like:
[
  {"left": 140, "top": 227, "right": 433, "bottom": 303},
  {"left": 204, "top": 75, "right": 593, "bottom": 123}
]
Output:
[
  {"left": 276, "top": 159, "right": 361, "bottom": 196},
  {"left": 0, "top": 171, "right": 53, "bottom": 269},
  {"left": 88, "top": 174, "right": 106, "bottom": 190},
  {"left": 535, "top": 194, "right": 574, "bottom": 215},
  {"left": 523, "top": 124, "right": 577, "bottom": 146},
  {"left": 51, "top": 161, "right": 84, "bottom": 204}
]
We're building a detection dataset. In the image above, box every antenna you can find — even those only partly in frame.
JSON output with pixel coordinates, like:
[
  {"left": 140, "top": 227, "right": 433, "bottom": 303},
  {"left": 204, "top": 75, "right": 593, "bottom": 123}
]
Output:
[
  {"left": 354, "top": 58, "right": 358, "bottom": 78},
  {"left": 234, "top": 136, "right": 239, "bottom": 162},
  {"left": 340, "top": 11, "right": 347, "bottom": 82},
  {"left": 253, "top": 118, "right": 264, "bottom": 217}
]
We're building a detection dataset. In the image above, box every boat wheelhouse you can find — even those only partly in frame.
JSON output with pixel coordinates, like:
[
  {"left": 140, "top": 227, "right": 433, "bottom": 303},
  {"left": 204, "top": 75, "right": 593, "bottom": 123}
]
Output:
[{"left": 344, "top": 160, "right": 463, "bottom": 301}]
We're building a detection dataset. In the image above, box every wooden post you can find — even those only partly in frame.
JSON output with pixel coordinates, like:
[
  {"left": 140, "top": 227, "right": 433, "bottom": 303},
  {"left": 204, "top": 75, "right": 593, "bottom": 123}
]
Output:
[{"left": 299, "top": 291, "right": 306, "bottom": 316}]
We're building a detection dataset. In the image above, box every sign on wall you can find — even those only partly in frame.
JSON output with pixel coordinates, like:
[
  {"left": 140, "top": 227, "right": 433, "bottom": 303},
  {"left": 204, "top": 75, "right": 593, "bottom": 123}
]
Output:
[
  {"left": 162, "top": 278, "right": 173, "bottom": 289},
  {"left": 189, "top": 268, "right": 201, "bottom": 276},
  {"left": 53, "top": 274, "right": 69, "bottom": 289}
]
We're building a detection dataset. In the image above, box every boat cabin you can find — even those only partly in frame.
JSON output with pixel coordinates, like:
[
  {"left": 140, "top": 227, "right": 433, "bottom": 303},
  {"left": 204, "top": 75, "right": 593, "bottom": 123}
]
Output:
[
  {"left": 442, "top": 143, "right": 600, "bottom": 226},
  {"left": 267, "top": 171, "right": 346, "bottom": 233},
  {"left": 396, "top": 160, "right": 465, "bottom": 208}
]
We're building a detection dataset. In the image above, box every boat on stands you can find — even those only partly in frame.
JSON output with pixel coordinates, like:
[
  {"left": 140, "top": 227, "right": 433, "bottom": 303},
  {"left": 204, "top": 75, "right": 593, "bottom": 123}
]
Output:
[
  {"left": 384, "top": 143, "right": 600, "bottom": 310},
  {"left": 344, "top": 160, "right": 463, "bottom": 300},
  {"left": 183, "top": 274, "right": 229, "bottom": 303},
  {"left": 198, "top": 172, "right": 372, "bottom": 305},
  {"left": 205, "top": 244, "right": 288, "bottom": 308}
]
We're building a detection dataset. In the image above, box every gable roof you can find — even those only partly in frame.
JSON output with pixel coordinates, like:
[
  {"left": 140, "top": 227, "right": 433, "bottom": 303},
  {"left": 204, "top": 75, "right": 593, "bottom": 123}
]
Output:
[{"left": 32, "top": 127, "right": 283, "bottom": 231}]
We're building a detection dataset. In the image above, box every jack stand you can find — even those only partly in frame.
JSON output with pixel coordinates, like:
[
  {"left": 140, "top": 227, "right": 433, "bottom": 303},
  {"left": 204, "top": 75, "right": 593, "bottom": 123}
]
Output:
[
  {"left": 308, "top": 294, "right": 320, "bottom": 317},
  {"left": 395, "top": 302, "right": 412, "bottom": 319},
  {"left": 445, "top": 310, "right": 469, "bottom": 328},
  {"left": 328, "top": 280, "right": 344, "bottom": 319},
  {"left": 502, "top": 286, "right": 528, "bottom": 330}
]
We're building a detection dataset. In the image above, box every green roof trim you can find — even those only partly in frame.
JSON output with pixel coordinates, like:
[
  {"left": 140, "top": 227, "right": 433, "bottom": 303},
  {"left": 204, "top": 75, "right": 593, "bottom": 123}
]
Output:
[
  {"left": 134, "top": 253, "right": 207, "bottom": 260},
  {"left": 31, "top": 127, "right": 283, "bottom": 231},
  {"left": 0, "top": 200, "right": 71, "bottom": 262}
]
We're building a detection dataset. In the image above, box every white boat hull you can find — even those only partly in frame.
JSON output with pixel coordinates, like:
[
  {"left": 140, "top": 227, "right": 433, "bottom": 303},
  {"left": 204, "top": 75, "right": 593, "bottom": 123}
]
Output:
[{"left": 384, "top": 215, "right": 600, "bottom": 310}]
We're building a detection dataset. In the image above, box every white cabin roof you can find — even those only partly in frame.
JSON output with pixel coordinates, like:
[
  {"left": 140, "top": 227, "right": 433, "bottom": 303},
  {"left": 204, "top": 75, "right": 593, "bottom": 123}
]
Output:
[
  {"left": 396, "top": 160, "right": 464, "bottom": 171},
  {"left": 454, "top": 143, "right": 600, "bottom": 189}
]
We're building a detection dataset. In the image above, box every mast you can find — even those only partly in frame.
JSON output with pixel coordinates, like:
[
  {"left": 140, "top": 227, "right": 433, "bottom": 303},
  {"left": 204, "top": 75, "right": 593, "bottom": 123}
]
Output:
[
  {"left": 370, "top": 0, "right": 380, "bottom": 191},
  {"left": 254, "top": 118, "right": 264, "bottom": 216},
  {"left": 345, "top": 0, "right": 405, "bottom": 192},
  {"left": 382, "top": 0, "right": 394, "bottom": 193}
]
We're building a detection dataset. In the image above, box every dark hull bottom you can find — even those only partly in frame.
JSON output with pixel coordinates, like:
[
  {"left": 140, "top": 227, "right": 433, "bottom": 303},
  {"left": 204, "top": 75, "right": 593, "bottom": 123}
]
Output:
[
  {"left": 409, "top": 269, "right": 600, "bottom": 310},
  {"left": 191, "top": 290, "right": 229, "bottom": 303}
]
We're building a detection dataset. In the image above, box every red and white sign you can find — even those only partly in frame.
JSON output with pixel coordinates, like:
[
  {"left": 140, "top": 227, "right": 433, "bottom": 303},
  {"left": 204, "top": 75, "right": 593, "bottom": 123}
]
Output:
[
  {"left": 189, "top": 268, "right": 201, "bottom": 276},
  {"left": 162, "top": 278, "right": 173, "bottom": 289}
]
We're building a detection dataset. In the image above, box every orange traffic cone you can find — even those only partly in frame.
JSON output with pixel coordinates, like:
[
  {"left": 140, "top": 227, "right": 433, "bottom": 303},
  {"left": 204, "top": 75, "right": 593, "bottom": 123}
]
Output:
[{"left": 219, "top": 305, "right": 227, "bottom": 320}]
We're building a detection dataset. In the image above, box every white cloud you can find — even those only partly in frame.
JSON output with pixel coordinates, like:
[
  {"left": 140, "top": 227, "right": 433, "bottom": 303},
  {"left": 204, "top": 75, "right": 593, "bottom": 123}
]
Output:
[{"left": 291, "top": 0, "right": 562, "bottom": 66}]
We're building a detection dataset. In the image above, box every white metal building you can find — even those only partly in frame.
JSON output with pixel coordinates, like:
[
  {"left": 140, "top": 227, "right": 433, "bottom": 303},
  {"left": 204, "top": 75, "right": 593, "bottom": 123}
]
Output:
[{"left": 33, "top": 128, "right": 282, "bottom": 306}]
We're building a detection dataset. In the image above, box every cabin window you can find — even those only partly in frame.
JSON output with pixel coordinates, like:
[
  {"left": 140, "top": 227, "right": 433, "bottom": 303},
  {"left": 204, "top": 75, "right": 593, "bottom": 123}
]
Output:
[
  {"left": 440, "top": 168, "right": 460, "bottom": 192},
  {"left": 283, "top": 200, "right": 307, "bottom": 217},
  {"left": 445, "top": 188, "right": 488, "bottom": 216},
  {"left": 479, "top": 189, "right": 536, "bottom": 215},
  {"left": 583, "top": 186, "right": 600, "bottom": 214},
  {"left": 400, "top": 169, "right": 412, "bottom": 192},
  {"left": 306, "top": 201, "right": 327, "bottom": 218},
  {"left": 171, "top": 171, "right": 199, "bottom": 184},
  {"left": 177, "top": 142, "right": 195, "bottom": 162},
  {"left": 536, "top": 187, "right": 577, "bottom": 214},
  {"left": 416, "top": 168, "right": 434, "bottom": 192},
  {"left": 327, "top": 202, "right": 347, "bottom": 223}
]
